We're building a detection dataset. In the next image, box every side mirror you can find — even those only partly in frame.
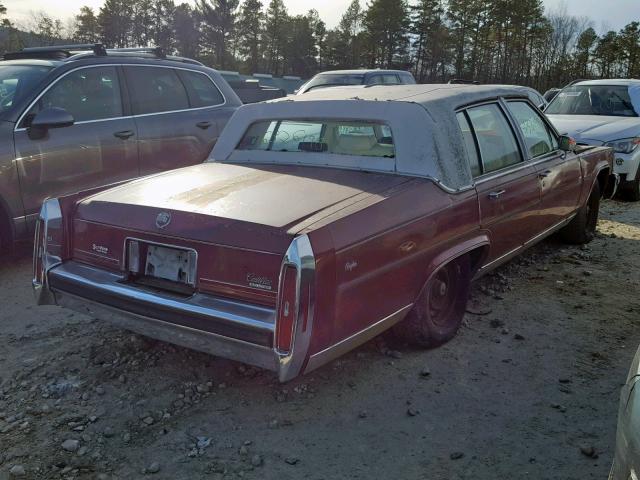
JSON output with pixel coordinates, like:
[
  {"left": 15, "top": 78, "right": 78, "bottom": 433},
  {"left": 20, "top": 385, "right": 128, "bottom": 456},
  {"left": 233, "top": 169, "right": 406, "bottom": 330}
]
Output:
[
  {"left": 559, "top": 134, "right": 577, "bottom": 152},
  {"left": 28, "top": 107, "right": 74, "bottom": 137}
]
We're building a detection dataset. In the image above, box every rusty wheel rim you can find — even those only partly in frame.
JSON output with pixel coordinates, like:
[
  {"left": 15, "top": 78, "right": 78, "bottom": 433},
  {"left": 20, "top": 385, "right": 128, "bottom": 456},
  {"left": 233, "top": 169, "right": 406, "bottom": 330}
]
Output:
[{"left": 428, "top": 264, "right": 459, "bottom": 327}]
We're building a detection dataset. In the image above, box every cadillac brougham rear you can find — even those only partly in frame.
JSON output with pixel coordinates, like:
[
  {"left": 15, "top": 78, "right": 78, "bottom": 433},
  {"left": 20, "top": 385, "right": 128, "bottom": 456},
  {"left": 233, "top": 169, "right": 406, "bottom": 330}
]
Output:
[{"left": 33, "top": 85, "right": 615, "bottom": 381}]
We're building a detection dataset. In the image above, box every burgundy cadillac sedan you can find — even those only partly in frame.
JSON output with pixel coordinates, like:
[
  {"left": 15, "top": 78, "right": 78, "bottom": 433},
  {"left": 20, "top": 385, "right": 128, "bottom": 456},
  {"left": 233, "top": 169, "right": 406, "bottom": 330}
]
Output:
[{"left": 33, "top": 84, "right": 615, "bottom": 381}]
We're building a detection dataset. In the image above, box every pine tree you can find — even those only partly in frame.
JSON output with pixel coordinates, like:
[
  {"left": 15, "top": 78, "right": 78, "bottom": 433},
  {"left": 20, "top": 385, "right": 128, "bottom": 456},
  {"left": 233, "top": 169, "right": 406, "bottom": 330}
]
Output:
[
  {"left": 73, "top": 6, "right": 100, "bottom": 43},
  {"left": 236, "top": 0, "right": 263, "bottom": 73},
  {"left": 98, "top": 0, "right": 134, "bottom": 47},
  {"left": 263, "top": 0, "right": 288, "bottom": 75},
  {"left": 198, "top": 0, "right": 239, "bottom": 69},
  {"left": 362, "top": 0, "right": 410, "bottom": 68},
  {"left": 173, "top": 3, "right": 200, "bottom": 59}
]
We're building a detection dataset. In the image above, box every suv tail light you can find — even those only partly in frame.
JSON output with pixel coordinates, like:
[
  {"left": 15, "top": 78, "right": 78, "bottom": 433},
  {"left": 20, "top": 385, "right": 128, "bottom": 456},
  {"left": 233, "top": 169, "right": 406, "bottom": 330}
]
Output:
[{"left": 276, "top": 265, "right": 297, "bottom": 353}]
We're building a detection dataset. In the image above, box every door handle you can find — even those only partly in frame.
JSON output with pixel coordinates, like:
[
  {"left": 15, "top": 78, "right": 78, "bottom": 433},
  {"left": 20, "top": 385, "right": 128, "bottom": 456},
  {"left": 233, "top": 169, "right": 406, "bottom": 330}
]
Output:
[
  {"left": 488, "top": 190, "right": 506, "bottom": 199},
  {"left": 538, "top": 170, "right": 552, "bottom": 178},
  {"left": 196, "top": 121, "right": 212, "bottom": 130},
  {"left": 114, "top": 130, "right": 135, "bottom": 140}
]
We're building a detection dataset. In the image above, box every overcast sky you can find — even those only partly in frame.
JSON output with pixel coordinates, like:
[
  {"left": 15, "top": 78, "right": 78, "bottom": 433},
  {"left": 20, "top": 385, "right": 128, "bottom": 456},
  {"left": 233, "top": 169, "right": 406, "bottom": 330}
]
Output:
[{"left": 5, "top": 0, "right": 639, "bottom": 32}]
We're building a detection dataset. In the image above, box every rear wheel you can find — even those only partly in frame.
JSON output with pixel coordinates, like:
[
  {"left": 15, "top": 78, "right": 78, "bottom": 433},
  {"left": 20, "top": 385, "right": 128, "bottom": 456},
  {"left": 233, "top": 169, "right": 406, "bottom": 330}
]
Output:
[
  {"left": 0, "top": 211, "right": 10, "bottom": 254},
  {"left": 393, "top": 256, "right": 471, "bottom": 348},
  {"left": 560, "top": 181, "right": 600, "bottom": 244}
]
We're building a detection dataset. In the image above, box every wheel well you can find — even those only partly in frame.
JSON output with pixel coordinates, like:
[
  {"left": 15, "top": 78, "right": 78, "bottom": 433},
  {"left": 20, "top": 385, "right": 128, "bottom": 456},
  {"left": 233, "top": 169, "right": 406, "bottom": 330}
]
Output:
[
  {"left": 467, "top": 245, "right": 489, "bottom": 275},
  {"left": 597, "top": 168, "right": 610, "bottom": 197}
]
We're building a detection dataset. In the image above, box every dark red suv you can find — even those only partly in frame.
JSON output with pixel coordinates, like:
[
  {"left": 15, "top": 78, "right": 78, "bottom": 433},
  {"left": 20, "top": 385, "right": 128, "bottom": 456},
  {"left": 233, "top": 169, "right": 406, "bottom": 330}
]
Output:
[{"left": 0, "top": 44, "right": 241, "bottom": 251}]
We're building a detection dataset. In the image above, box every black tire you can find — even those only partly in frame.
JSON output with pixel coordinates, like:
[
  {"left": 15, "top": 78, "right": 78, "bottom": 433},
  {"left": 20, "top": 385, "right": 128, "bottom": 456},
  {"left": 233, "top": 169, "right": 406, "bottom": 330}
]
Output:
[
  {"left": 0, "top": 211, "right": 10, "bottom": 254},
  {"left": 621, "top": 176, "right": 640, "bottom": 202},
  {"left": 560, "top": 181, "right": 600, "bottom": 244},
  {"left": 393, "top": 255, "right": 471, "bottom": 348}
]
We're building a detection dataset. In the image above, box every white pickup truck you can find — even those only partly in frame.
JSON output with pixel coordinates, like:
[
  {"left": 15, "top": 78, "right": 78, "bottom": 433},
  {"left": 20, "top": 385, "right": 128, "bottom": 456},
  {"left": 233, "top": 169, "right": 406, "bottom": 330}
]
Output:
[{"left": 546, "top": 79, "right": 640, "bottom": 200}]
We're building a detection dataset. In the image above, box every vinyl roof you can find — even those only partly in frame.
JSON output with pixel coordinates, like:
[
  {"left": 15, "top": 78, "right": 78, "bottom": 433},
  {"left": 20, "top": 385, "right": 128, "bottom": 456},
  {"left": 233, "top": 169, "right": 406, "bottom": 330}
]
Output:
[{"left": 278, "top": 83, "right": 532, "bottom": 108}]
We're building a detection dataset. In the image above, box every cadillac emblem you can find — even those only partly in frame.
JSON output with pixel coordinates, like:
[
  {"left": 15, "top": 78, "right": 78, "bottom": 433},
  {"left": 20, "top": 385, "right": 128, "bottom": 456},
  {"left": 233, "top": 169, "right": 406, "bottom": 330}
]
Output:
[{"left": 155, "top": 211, "right": 172, "bottom": 229}]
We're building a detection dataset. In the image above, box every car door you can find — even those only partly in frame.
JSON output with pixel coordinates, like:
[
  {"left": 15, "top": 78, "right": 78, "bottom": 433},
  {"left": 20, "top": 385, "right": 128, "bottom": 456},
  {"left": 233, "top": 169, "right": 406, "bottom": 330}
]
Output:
[
  {"left": 460, "top": 103, "right": 542, "bottom": 266},
  {"left": 124, "top": 66, "right": 223, "bottom": 176},
  {"left": 506, "top": 100, "right": 582, "bottom": 231},
  {"left": 13, "top": 65, "right": 138, "bottom": 224}
]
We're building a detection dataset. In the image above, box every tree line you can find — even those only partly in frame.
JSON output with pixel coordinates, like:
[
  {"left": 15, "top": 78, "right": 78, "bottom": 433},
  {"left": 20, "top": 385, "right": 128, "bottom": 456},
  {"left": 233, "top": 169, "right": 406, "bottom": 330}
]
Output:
[{"left": 1, "top": 0, "right": 639, "bottom": 91}]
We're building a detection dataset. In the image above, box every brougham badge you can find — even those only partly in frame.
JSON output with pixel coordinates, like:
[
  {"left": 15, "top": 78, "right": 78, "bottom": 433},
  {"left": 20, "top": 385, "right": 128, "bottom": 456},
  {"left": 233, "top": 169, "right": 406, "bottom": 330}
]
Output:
[{"left": 155, "top": 212, "right": 172, "bottom": 229}]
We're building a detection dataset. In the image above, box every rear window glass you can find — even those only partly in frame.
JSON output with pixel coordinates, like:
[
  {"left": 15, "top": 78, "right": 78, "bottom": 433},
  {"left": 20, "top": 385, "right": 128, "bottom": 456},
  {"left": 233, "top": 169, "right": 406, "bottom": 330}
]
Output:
[
  {"left": 238, "top": 119, "right": 395, "bottom": 158},
  {"left": 125, "top": 66, "right": 189, "bottom": 115},
  {"left": 178, "top": 70, "right": 224, "bottom": 107}
]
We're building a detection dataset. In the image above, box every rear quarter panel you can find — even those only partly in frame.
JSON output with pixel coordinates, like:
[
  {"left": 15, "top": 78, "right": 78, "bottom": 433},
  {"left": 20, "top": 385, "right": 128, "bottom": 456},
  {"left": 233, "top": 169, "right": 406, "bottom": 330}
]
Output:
[
  {"left": 576, "top": 146, "right": 614, "bottom": 203},
  {"left": 307, "top": 180, "right": 482, "bottom": 354}
]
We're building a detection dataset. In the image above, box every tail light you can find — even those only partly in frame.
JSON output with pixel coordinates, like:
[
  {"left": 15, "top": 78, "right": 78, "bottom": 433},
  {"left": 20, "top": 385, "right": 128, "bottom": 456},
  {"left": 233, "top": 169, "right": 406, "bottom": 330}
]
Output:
[
  {"left": 275, "top": 235, "right": 316, "bottom": 382},
  {"left": 275, "top": 265, "right": 298, "bottom": 353}
]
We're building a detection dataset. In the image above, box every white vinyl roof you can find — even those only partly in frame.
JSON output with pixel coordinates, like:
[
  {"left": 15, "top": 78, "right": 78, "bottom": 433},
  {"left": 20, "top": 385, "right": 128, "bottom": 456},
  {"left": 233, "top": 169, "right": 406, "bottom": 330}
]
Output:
[{"left": 210, "top": 84, "right": 533, "bottom": 191}]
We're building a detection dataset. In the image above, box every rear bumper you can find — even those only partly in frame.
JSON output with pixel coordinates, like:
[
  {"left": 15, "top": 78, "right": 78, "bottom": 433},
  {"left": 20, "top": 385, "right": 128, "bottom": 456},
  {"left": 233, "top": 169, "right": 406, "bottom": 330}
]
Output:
[
  {"left": 43, "top": 261, "right": 279, "bottom": 371},
  {"left": 32, "top": 200, "right": 317, "bottom": 381}
]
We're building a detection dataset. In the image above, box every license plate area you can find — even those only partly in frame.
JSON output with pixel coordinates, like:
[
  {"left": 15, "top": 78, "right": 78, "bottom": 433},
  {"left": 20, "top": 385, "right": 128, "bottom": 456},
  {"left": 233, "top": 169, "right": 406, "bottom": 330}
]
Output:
[{"left": 125, "top": 239, "right": 197, "bottom": 293}]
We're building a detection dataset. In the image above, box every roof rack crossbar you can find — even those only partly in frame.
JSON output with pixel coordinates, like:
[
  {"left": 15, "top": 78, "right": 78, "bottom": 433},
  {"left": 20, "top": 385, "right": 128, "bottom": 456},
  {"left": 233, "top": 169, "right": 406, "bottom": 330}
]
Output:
[
  {"left": 21, "top": 44, "right": 107, "bottom": 56},
  {"left": 107, "top": 47, "right": 166, "bottom": 59}
]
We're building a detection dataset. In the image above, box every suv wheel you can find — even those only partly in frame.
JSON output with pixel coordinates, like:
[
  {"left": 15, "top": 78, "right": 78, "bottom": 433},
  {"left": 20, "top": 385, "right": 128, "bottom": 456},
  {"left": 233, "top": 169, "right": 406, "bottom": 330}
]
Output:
[{"left": 622, "top": 176, "right": 640, "bottom": 202}]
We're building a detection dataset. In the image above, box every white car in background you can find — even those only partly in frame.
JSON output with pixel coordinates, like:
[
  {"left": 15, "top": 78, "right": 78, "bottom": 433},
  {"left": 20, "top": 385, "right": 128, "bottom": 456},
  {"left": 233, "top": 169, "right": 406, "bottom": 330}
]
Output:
[{"left": 546, "top": 79, "right": 640, "bottom": 200}]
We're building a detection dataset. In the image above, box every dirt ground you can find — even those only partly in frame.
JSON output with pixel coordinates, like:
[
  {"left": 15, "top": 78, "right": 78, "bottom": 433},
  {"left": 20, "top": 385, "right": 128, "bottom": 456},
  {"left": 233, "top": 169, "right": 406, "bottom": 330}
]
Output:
[{"left": 1, "top": 199, "right": 639, "bottom": 480}]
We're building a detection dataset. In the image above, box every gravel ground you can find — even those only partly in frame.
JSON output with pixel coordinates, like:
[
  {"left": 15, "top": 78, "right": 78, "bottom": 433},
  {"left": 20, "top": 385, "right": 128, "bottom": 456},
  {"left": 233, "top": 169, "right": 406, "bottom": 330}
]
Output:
[{"left": 1, "top": 199, "right": 639, "bottom": 480}]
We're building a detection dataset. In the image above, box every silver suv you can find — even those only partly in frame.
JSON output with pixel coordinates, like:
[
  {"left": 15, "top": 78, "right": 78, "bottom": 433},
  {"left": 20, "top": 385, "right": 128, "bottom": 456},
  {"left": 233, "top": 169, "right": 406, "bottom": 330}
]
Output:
[{"left": 0, "top": 44, "right": 241, "bottom": 251}]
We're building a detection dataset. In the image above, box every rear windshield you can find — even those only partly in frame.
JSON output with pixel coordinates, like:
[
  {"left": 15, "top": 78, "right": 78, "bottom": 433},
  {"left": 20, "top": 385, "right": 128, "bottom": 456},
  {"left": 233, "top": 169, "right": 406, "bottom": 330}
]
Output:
[
  {"left": 545, "top": 85, "right": 638, "bottom": 117},
  {"left": 0, "top": 65, "right": 52, "bottom": 113},
  {"left": 237, "top": 119, "right": 395, "bottom": 158},
  {"left": 302, "top": 74, "right": 364, "bottom": 93}
]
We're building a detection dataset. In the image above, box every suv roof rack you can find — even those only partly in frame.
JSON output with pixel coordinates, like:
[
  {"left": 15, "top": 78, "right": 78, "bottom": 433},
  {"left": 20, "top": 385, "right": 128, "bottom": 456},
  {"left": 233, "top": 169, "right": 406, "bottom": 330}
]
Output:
[
  {"left": 107, "top": 47, "right": 166, "bottom": 59},
  {"left": 4, "top": 44, "right": 202, "bottom": 65},
  {"left": 3, "top": 44, "right": 107, "bottom": 60}
]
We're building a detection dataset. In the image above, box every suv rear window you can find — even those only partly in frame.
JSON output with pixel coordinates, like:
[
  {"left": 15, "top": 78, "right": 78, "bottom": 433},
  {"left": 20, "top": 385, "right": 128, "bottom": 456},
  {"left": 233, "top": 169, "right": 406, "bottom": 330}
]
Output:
[
  {"left": 238, "top": 119, "right": 395, "bottom": 158},
  {"left": 125, "top": 66, "right": 189, "bottom": 115},
  {"left": 177, "top": 70, "right": 224, "bottom": 107}
]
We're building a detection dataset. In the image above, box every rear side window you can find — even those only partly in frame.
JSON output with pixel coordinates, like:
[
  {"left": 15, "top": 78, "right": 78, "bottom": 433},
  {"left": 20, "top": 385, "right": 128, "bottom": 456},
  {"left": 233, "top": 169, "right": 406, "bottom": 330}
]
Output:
[
  {"left": 125, "top": 66, "right": 189, "bottom": 115},
  {"left": 177, "top": 70, "right": 224, "bottom": 107},
  {"left": 466, "top": 103, "right": 522, "bottom": 174},
  {"left": 456, "top": 112, "right": 481, "bottom": 177},
  {"left": 32, "top": 66, "right": 122, "bottom": 123},
  {"left": 507, "top": 101, "right": 558, "bottom": 158}
]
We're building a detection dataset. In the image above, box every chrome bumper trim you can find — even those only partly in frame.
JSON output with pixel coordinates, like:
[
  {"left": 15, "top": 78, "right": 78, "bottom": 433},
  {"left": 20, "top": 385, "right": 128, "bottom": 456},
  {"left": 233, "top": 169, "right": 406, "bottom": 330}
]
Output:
[
  {"left": 47, "top": 261, "right": 276, "bottom": 347},
  {"left": 53, "top": 289, "right": 278, "bottom": 371}
]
